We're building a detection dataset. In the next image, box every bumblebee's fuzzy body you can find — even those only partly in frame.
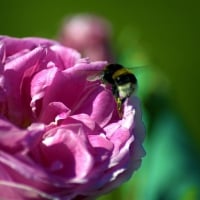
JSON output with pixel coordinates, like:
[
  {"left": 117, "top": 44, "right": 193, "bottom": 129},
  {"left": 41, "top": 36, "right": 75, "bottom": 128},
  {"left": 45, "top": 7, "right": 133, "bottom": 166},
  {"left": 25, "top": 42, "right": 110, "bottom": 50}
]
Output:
[{"left": 102, "top": 64, "right": 137, "bottom": 115}]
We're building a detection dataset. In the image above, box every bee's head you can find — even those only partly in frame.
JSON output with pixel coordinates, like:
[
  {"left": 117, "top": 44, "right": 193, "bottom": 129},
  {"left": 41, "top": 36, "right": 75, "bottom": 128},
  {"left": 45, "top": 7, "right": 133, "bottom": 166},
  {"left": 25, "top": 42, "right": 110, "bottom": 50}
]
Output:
[
  {"left": 114, "top": 73, "right": 137, "bottom": 86},
  {"left": 102, "top": 64, "right": 124, "bottom": 83}
]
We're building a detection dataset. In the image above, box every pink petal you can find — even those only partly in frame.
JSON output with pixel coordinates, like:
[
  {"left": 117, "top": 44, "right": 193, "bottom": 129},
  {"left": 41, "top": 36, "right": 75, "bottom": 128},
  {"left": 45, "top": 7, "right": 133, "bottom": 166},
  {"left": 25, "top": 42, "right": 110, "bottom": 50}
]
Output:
[
  {"left": 50, "top": 45, "right": 81, "bottom": 69},
  {"left": 88, "top": 134, "right": 113, "bottom": 162},
  {"left": 0, "top": 42, "right": 5, "bottom": 66},
  {"left": 39, "top": 124, "right": 94, "bottom": 179},
  {"left": 90, "top": 89, "right": 115, "bottom": 127},
  {"left": 70, "top": 113, "right": 99, "bottom": 132},
  {"left": 41, "top": 69, "right": 89, "bottom": 113},
  {"left": 39, "top": 101, "right": 71, "bottom": 124},
  {"left": 0, "top": 118, "right": 45, "bottom": 153},
  {"left": 3, "top": 46, "right": 46, "bottom": 125},
  {"left": 0, "top": 119, "right": 27, "bottom": 152},
  {"left": 0, "top": 151, "right": 58, "bottom": 199},
  {"left": 30, "top": 65, "right": 59, "bottom": 115},
  {"left": 75, "top": 86, "right": 115, "bottom": 127},
  {"left": 0, "top": 36, "right": 56, "bottom": 56}
]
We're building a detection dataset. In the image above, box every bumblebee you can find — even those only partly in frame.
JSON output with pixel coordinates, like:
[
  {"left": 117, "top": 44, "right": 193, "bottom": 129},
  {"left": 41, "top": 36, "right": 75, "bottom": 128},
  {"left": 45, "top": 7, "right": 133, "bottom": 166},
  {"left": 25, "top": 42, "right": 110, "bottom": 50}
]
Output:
[{"left": 102, "top": 64, "right": 137, "bottom": 115}]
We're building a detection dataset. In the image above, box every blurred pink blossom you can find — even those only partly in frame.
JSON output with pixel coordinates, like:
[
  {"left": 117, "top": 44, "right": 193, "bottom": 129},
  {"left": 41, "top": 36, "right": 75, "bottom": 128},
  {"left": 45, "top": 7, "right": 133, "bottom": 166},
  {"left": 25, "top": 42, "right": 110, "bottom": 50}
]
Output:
[
  {"left": 58, "top": 14, "right": 115, "bottom": 62},
  {"left": 0, "top": 36, "right": 145, "bottom": 200}
]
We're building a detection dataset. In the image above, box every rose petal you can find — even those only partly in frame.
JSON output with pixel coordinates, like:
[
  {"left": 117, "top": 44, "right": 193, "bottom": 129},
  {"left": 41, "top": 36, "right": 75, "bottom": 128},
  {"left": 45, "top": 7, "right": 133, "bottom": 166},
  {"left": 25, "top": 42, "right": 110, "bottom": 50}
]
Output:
[
  {"left": 0, "top": 151, "right": 61, "bottom": 199},
  {"left": 0, "top": 36, "right": 56, "bottom": 56},
  {"left": 39, "top": 124, "right": 94, "bottom": 179},
  {"left": 0, "top": 118, "right": 45, "bottom": 154},
  {"left": 30, "top": 65, "right": 59, "bottom": 115},
  {"left": 70, "top": 113, "right": 99, "bottom": 132},
  {"left": 3, "top": 46, "right": 46, "bottom": 125},
  {"left": 0, "top": 42, "right": 5, "bottom": 66},
  {"left": 88, "top": 134, "right": 113, "bottom": 163},
  {"left": 39, "top": 101, "right": 71, "bottom": 124},
  {"left": 75, "top": 86, "right": 115, "bottom": 127},
  {"left": 40, "top": 65, "right": 99, "bottom": 113},
  {"left": 50, "top": 45, "right": 81, "bottom": 69},
  {"left": 0, "top": 119, "right": 27, "bottom": 152}
]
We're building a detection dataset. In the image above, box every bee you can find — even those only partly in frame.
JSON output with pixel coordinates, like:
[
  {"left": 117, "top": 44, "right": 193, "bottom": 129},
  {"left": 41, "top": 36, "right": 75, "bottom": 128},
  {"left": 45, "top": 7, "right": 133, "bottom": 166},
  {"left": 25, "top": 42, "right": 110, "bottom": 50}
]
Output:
[
  {"left": 101, "top": 63, "right": 137, "bottom": 116},
  {"left": 86, "top": 63, "right": 137, "bottom": 116}
]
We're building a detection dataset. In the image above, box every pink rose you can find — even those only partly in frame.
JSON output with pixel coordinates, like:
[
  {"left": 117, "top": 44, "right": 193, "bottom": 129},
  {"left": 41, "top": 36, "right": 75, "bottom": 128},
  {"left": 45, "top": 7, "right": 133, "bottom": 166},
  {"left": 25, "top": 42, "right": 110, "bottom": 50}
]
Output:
[{"left": 0, "top": 36, "right": 145, "bottom": 200}]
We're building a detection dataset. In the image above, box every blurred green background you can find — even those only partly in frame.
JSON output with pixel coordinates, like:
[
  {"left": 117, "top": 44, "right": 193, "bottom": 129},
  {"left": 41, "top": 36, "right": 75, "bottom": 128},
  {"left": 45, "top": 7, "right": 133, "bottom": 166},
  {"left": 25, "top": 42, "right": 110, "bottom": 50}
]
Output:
[{"left": 1, "top": 0, "right": 200, "bottom": 199}]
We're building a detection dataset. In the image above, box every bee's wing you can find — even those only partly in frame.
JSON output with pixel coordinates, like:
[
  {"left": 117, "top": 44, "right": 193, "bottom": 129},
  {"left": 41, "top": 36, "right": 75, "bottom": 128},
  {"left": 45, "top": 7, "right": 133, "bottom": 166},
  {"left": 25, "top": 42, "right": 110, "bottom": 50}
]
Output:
[
  {"left": 86, "top": 71, "right": 103, "bottom": 81},
  {"left": 66, "top": 60, "right": 107, "bottom": 81},
  {"left": 70, "top": 68, "right": 103, "bottom": 82},
  {"left": 126, "top": 65, "right": 148, "bottom": 72}
]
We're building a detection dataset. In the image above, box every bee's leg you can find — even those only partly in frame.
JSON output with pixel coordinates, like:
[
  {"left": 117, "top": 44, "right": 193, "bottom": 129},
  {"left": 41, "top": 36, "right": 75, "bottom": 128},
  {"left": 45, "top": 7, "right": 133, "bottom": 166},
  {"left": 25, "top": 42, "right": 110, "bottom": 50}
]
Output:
[
  {"left": 112, "top": 85, "right": 118, "bottom": 98},
  {"left": 121, "top": 98, "right": 126, "bottom": 104},
  {"left": 111, "top": 85, "right": 123, "bottom": 118},
  {"left": 116, "top": 97, "right": 122, "bottom": 111},
  {"left": 116, "top": 98, "right": 123, "bottom": 118}
]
